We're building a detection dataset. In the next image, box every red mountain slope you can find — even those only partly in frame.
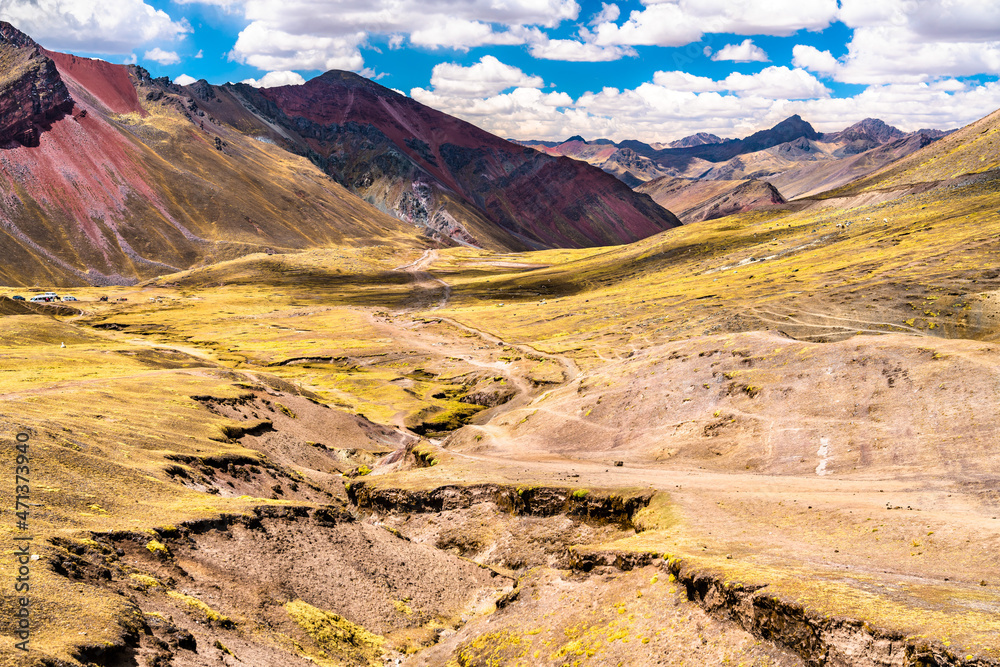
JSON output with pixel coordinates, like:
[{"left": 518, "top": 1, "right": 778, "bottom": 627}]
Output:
[
  {"left": 42, "top": 49, "right": 146, "bottom": 116},
  {"left": 226, "top": 71, "right": 680, "bottom": 249},
  {"left": 0, "top": 24, "right": 423, "bottom": 287}
]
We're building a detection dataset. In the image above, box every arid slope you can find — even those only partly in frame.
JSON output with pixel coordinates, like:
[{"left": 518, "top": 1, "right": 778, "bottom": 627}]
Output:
[{"left": 637, "top": 177, "right": 786, "bottom": 223}]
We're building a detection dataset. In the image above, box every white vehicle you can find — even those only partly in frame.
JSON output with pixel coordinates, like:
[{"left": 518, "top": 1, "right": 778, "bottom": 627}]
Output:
[{"left": 62, "top": 295, "right": 78, "bottom": 301}]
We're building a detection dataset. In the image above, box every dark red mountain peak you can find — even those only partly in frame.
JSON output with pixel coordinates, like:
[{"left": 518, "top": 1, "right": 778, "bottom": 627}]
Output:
[
  {"left": 0, "top": 23, "right": 74, "bottom": 147},
  {"left": 238, "top": 68, "right": 680, "bottom": 248},
  {"left": 0, "top": 21, "right": 38, "bottom": 49}
]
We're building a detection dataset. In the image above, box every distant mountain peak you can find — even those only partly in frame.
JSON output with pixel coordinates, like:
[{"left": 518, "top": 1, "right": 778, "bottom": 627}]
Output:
[
  {"left": 317, "top": 69, "right": 368, "bottom": 83},
  {"left": 852, "top": 117, "right": 890, "bottom": 128},
  {"left": 819, "top": 117, "right": 905, "bottom": 151},
  {"left": 740, "top": 115, "right": 820, "bottom": 153},
  {"left": 305, "top": 69, "right": 406, "bottom": 96},
  {"left": 771, "top": 114, "right": 815, "bottom": 132},
  {"left": 565, "top": 135, "right": 586, "bottom": 143},
  {"left": 668, "top": 132, "right": 725, "bottom": 148}
]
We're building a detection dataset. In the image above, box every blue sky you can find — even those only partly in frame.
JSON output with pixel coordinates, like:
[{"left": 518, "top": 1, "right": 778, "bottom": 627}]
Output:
[{"left": 3, "top": 0, "right": 1000, "bottom": 142}]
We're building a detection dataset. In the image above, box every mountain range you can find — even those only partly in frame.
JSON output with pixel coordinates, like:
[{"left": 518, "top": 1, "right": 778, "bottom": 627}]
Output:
[
  {"left": 0, "top": 19, "right": 973, "bottom": 286},
  {"left": 0, "top": 21, "right": 679, "bottom": 286},
  {"left": 219, "top": 71, "right": 679, "bottom": 249},
  {"left": 516, "top": 116, "right": 949, "bottom": 199}
]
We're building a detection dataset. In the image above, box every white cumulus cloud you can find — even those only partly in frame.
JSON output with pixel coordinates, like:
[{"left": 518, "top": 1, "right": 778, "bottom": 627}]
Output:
[
  {"left": 240, "top": 70, "right": 307, "bottom": 88},
  {"left": 530, "top": 37, "right": 636, "bottom": 62},
  {"left": 591, "top": 0, "right": 837, "bottom": 48},
  {"left": 230, "top": 22, "right": 366, "bottom": 72},
  {"left": 792, "top": 44, "right": 839, "bottom": 75},
  {"left": 652, "top": 70, "right": 719, "bottom": 92},
  {"left": 834, "top": 0, "right": 1000, "bottom": 84},
  {"left": 712, "top": 39, "right": 768, "bottom": 63},
  {"left": 409, "top": 19, "right": 529, "bottom": 51},
  {"left": 425, "top": 56, "right": 544, "bottom": 98},
  {"left": 654, "top": 67, "right": 828, "bottom": 99},
  {"left": 144, "top": 47, "right": 181, "bottom": 65},
  {"left": 588, "top": 2, "right": 620, "bottom": 25},
  {"left": 224, "top": 0, "right": 582, "bottom": 74},
  {"left": 722, "top": 66, "right": 830, "bottom": 99},
  {"left": 411, "top": 85, "right": 577, "bottom": 140},
  {"left": 836, "top": 25, "right": 1000, "bottom": 84},
  {"left": 0, "top": 0, "right": 190, "bottom": 54},
  {"left": 591, "top": 3, "right": 703, "bottom": 47}
]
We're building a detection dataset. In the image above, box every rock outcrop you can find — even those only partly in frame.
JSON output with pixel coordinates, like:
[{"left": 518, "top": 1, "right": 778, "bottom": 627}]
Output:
[{"left": 0, "top": 22, "right": 74, "bottom": 147}]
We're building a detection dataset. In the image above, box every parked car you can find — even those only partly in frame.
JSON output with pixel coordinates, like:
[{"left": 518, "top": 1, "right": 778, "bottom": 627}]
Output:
[
  {"left": 11, "top": 295, "right": 25, "bottom": 301},
  {"left": 29, "top": 295, "right": 51, "bottom": 303},
  {"left": 62, "top": 295, "right": 78, "bottom": 301}
]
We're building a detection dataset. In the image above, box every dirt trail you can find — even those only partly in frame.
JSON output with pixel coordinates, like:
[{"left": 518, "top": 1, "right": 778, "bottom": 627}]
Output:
[
  {"left": 752, "top": 306, "right": 925, "bottom": 338},
  {"left": 396, "top": 249, "right": 451, "bottom": 310},
  {"left": 393, "top": 249, "right": 577, "bottom": 383},
  {"left": 374, "top": 249, "right": 582, "bottom": 431}
]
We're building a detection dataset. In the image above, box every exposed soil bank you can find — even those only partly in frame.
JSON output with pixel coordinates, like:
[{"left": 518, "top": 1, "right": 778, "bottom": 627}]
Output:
[
  {"left": 564, "top": 545, "right": 1000, "bottom": 667},
  {"left": 347, "top": 480, "right": 653, "bottom": 527}
]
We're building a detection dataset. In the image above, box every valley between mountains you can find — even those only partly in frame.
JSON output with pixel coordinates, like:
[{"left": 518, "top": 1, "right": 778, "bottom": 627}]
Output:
[{"left": 3, "top": 19, "right": 1000, "bottom": 667}]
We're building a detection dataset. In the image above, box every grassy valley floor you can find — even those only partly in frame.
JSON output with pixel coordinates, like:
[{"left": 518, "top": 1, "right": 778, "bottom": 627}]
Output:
[{"left": 3, "top": 169, "right": 1000, "bottom": 666}]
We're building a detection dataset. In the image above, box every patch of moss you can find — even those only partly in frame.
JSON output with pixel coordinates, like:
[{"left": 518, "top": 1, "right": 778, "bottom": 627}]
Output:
[
  {"left": 285, "top": 599, "right": 384, "bottom": 667},
  {"left": 214, "top": 640, "right": 236, "bottom": 657},
  {"left": 631, "top": 493, "right": 678, "bottom": 532},
  {"left": 457, "top": 630, "right": 529, "bottom": 666},
  {"left": 167, "top": 591, "right": 234, "bottom": 627},
  {"left": 145, "top": 539, "right": 169, "bottom": 555},
  {"left": 129, "top": 574, "right": 163, "bottom": 591}
]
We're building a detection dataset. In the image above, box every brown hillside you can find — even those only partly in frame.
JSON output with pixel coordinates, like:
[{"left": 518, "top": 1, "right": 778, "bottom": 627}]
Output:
[
  {"left": 820, "top": 107, "right": 1000, "bottom": 196},
  {"left": 638, "top": 177, "right": 786, "bottom": 223}
]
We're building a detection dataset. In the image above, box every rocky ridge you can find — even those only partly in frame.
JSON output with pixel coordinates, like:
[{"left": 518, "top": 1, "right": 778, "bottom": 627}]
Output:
[{"left": 0, "top": 22, "right": 74, "bottom": 147}]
